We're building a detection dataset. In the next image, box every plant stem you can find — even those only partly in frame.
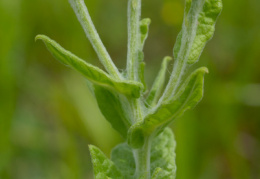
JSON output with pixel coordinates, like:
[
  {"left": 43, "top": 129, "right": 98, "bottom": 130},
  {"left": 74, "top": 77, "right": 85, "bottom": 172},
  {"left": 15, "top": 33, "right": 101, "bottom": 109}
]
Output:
[
  {"left": 133, "top": 136, "right": 152, "bottom": 179},
  {"left": 69, "top": 0, "right": 121, "bottom": 79},
  {"left": 159, "top": 0, "right": 202, "bottom": 103},
  {"left": 127, "top": 0, "right": 141, "bottom": 81},
  {"left": 126, "top": 1, "right": 151, "bottom": 177}
]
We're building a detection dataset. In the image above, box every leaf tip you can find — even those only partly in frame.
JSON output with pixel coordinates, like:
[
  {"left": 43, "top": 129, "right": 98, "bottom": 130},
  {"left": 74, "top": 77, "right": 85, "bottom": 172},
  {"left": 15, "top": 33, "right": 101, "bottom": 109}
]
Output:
[
  {"left": 35, "top": 34, "right": 46, "bottom": 42},
  {"left": 141, "top": 18, "right": 151, "bottom": 25},
  {"left": 200, "top": 67, "right": 209, "bottom": 74},
  {"left": 164, "top": 56, "right": 173, "bottom": 62},
  {"left": 88, "top": 144, "right": 95, "bottom": 151}
]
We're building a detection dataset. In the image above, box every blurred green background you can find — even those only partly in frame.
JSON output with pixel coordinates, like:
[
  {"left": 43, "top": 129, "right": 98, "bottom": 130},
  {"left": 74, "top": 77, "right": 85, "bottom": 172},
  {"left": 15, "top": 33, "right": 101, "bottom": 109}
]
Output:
[{"left": 0, "top": 0, "right": 259, "bottom": 178}]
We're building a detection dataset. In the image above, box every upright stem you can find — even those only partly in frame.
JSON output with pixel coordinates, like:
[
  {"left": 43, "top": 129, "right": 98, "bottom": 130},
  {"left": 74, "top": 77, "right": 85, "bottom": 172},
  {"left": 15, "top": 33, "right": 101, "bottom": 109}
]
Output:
[
  {"left": 159, "top": 41, "right": 188, "bottom": 102},
  {"left": 159, "top": 0, "right": 203, "bottom": 103},
  {"left": 127, "top": 0, "right": 141, "bottom": 81},
  {"left": 69, "top": 0, "right": 121, "bottom": 79},
  {"left": 133, "top": 136, "right": 152, "bottom": 179},
  {"left": 126, "top": 1, "right": 151, "bottom": 177}
]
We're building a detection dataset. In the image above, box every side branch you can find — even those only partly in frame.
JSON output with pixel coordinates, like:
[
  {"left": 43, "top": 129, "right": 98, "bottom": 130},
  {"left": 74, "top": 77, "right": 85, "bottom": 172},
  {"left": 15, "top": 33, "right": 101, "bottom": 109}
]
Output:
[
  {"left": 127, "top": 0, "right": 142, "bottom": 81},
  {"left": 69, "top": 0, "right": 121, "bottom": 79}
]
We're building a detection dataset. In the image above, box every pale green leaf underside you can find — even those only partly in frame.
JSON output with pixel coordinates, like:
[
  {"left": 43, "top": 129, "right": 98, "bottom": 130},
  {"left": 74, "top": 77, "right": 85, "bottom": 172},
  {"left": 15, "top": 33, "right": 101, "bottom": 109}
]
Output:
[
  {"left": 128, "top": 67, "right": 208, "bottom": 148},
  {"left": 36, "top": 35, "right": 143, "bottom": 98},
  {"left": 94, "top": 85, "right": 132, "bottom": 138},
  {"left": 174, "top": 0, "right": 222, "bottom": 64},
  {"left": 89, "top": 145, "right": 123, "bottom": 179},
  {"left": 112, "top": 128, "right": 176, "bottom": 179},
  {"left": 152, "top": 168, "right": 172, "bottom": 179},
  {"left": 151, "top": 128, "right": 176, "bottom": 179}
]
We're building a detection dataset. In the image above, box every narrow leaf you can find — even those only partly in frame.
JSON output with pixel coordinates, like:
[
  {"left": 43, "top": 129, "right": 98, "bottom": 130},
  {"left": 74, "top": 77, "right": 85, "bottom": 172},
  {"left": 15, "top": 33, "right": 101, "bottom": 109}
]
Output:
[
  {"left": 174, "top": 0, "right": 222, "bottom": 64},
  {"left": 146, "top": 56, "right": 172, "bottom": 107},
  {"left": 89, "top": 145, "right": 123, "bottom": 179},
  {"left": 128, "top": 67, "right": 208, "bottom": 148},
  {"left": 136, "top": 18, "right": 150, "bottom": 89},
  {"left": 94, "top": 85, "right": 132, "bottom": 138},
  {"left": 36, "top": 35, "right": 143, "bottom": 98},
  {"left": 138, "top": 61, "right": 146, "bottom": 90}
]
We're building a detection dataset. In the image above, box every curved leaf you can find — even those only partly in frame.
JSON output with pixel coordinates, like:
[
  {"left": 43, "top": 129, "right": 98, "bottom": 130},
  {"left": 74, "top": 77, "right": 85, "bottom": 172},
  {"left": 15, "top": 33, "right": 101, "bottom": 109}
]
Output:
[
  {"left": 89, "top": 145, "right": 123, "bottom": 179},
  {"left": 128, "top": 67, "right": 208, "bottom": 148},
  {"left": 36, "top": 35, "right": 143, "bottom": 98}
]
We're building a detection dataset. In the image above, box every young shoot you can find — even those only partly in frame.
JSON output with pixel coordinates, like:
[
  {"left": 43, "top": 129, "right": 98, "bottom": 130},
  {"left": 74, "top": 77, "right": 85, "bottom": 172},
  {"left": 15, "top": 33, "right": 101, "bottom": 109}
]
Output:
[{"left": 36, "top": 0, "right": 222, "bottom": 178}]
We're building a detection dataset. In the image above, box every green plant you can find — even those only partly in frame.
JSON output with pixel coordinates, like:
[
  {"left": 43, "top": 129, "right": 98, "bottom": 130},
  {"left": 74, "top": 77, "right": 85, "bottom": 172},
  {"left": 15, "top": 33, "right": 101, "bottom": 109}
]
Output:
[{"left": 36, "top": 0, "right": 222, "bottom": 178}]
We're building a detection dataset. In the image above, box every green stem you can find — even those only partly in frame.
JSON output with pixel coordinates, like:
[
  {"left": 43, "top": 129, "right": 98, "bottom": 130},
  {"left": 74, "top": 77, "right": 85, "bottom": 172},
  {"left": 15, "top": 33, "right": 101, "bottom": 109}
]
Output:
[
  {"left": 160, "top": 43, "right": 188, "bottom": 102},
  {"left": 133, "top": 136, "right": 152, "bottom": 179},
  {"left": 159, "top": 0, "right": 203, "bottom": 103},
  {"left": 69, "top": 0, "right": 121, "bottom": 79},
  {"left": 127, "top": 0, "right": 141, "bottom": 81}
]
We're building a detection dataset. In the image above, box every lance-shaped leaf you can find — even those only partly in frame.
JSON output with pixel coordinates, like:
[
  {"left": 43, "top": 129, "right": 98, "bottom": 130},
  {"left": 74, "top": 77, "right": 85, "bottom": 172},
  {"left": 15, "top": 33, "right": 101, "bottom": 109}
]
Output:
[
  {"left": 89, "top": 145, "right": 123, "bottom": 179},
  {"left": 146, "top": 57, "right": 172, "bottom": 107},
  {"left": 138, "top": 61, "right": 146, "bottom": 90},
  {"left": 94, "top": 85, "right": 132, "bottom": 138},
  {"left": 36, "top": 35, "right": 143, "bottom": 98},
  {"left": 174, "top": 0, "right": 222, "bottom": 64},
  {"left": 151, "top": 128, "right": 176, "bottom": 179},
  {"left": 128, "top": 67, "right": 208, "bottom": 148},
  {"left": 137, "top": 19, "right": 150, "bottom": 89},
  {"left": 112, "top": 128, "right": 176, "bottom": 178}
]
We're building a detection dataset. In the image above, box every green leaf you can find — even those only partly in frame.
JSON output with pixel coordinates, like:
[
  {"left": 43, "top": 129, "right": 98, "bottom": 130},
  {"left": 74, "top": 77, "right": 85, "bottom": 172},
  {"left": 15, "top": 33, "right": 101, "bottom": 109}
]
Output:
[
  {"left": 174, "top": 0, "right": 222, "bottom": 64},
  {"left": 138, "top": 61, "right": 146, "bottom": 91},
  {"left": 89, "top": 145, "right": 123, "bottom": 179},
  {"left": 137, "top": 51, "right": 146, "bottom": 90},
  {"left": 152, "top": 168, "right": 172, "bottom": 179},
  {"left": 36, "top": 34, "right": 143, "bottom": 98},
  {"left": 146, "top": 56, "right": 172, "bottom": 107},
  {"left": 140, "top": 18, "right": 151, "bottom": 49},
  {"left": 94, "top": 85, "right": 132, "bottom": 138},
  {"left": 112, "top": 128, "right": 176, "bottom": 179},
  {"left": 128, "top": 67, "right": 208, "bottom": 148},
  {"left": 150, "top": 128, "right": 176, "bottom": 179},
  {"left": 111, "top": 143, "right": 135, "bottom": 179},
  {"left": 136, "top": 18, "right": 150, "bottom": 89}
]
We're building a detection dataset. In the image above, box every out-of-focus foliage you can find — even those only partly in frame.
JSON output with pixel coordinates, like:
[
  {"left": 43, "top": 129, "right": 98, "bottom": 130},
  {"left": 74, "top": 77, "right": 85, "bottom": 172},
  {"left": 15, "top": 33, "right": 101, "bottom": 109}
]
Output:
[{"left": 0, "top": 0, "right": 259, "bottom": 179}]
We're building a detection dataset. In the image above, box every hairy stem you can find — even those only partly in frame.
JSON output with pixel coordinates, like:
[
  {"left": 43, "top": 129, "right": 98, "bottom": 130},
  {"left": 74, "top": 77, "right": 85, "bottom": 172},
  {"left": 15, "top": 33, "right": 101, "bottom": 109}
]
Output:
[
  {"left": 127, "top": 0, "right": 141, "bottom": 81},
  {"left": 159, "top": 0, "right": 203, "bottom": 103},
  {"left": 133, "top": 136, "right": 152, "bottom": 179},
  {"left": 69, "top": 0, "right": 121, "bottom": 79}
]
